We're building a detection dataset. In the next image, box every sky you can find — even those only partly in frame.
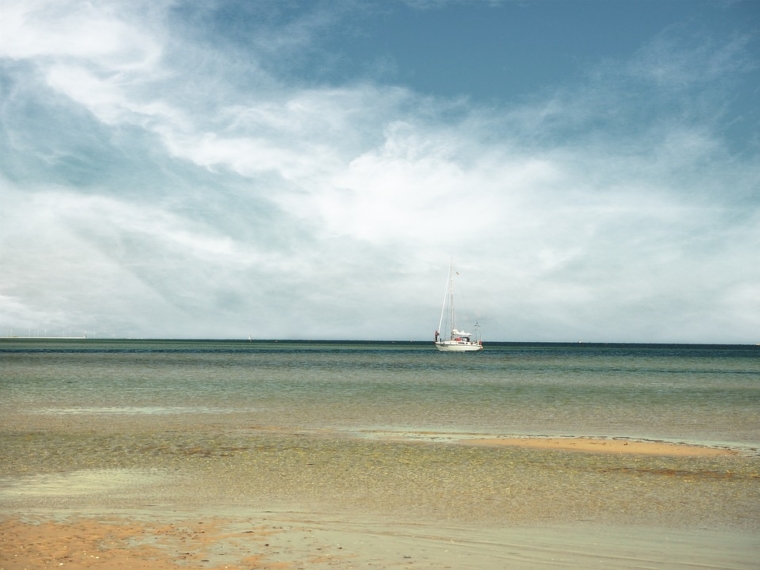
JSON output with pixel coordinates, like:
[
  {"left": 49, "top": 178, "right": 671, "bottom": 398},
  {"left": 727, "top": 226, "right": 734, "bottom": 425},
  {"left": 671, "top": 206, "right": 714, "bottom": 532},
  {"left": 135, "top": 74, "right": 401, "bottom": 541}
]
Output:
[{"left": 1, "top": 0, "right": 759, "bottom": 343}]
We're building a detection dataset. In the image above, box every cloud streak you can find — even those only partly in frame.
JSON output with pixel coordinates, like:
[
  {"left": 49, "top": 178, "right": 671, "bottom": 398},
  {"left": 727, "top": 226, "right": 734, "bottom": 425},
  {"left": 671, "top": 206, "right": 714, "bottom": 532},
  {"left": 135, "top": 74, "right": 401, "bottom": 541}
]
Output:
[{"left": 1, "top": 0, "right": 758, "bottom": 342}]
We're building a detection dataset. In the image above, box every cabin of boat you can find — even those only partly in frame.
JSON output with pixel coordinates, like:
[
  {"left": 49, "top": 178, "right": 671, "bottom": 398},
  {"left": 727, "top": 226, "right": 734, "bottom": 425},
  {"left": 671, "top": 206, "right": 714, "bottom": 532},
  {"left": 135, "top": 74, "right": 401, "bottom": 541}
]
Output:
[{"left": 434, "top": 263, "right": 483, "bottom": 352}]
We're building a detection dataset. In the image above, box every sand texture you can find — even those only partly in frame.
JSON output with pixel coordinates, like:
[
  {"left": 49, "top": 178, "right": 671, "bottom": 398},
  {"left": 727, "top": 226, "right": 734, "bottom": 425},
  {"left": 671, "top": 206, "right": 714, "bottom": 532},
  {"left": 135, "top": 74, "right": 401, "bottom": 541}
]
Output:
[
  {"left": 1, "top": 416, "right": 759, "bottom": 569},
  {"left": 460, "top": 436, "right": 738, "bottom": 455}
]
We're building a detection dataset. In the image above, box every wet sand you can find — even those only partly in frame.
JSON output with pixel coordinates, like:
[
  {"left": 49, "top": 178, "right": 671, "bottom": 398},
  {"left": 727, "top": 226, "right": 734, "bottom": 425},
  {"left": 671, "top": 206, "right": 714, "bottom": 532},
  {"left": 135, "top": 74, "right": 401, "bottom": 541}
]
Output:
[
  {"left": 3, "top": 510, "right": 759, "bottom": 570},
  {"left": 1, "top": 416, "right": 759, "bottom": 569}
]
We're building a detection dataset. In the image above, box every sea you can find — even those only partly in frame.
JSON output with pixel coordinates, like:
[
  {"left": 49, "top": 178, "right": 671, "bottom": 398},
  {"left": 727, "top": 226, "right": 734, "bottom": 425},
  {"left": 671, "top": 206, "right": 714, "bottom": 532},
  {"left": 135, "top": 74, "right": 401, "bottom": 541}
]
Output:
[{"left": 1, "top": 339, "right": 759, "bottom": 451}]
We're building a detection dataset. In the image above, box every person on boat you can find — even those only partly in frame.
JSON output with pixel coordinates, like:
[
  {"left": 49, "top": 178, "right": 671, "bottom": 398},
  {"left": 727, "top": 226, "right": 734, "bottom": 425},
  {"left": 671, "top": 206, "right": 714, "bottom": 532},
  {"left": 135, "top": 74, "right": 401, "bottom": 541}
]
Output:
[{"left": 434, "top": 330, "right": 440, "bottom": 342}]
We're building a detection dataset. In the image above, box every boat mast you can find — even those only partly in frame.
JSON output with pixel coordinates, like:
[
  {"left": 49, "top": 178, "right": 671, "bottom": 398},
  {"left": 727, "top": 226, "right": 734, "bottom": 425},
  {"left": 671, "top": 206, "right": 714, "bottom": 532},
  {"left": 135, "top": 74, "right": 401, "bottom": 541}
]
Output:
[
  {"left": 437, "top": 262, "right": 451, "bottom": 337},
  {"left": 449, "top": 262, "right": 456, "bottom": 336}
]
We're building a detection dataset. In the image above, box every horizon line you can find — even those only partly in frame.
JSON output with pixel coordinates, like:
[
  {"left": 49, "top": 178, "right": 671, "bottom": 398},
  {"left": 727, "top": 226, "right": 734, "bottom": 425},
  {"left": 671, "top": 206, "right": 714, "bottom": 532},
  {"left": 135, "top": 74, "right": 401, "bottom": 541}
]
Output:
[{"left": 1, "top": 337, "right": 758, "bottom": 347}]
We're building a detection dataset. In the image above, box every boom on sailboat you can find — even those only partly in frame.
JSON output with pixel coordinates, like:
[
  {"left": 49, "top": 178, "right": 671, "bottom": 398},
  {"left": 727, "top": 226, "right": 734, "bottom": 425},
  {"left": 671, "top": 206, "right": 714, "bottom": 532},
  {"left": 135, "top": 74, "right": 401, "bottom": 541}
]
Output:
[{"left": 434, "top": 262, "right": 483, "bottom": 352}]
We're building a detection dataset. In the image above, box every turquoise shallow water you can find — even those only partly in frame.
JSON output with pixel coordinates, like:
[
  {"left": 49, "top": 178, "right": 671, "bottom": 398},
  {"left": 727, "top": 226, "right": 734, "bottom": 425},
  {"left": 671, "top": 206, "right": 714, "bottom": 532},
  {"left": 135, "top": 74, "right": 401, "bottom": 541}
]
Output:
[
  {"left": 1, "top": 340, "right": 759, "bottom": 447},
  {"left": 2, "top": 339, "right": 760, "bottom": 535}
]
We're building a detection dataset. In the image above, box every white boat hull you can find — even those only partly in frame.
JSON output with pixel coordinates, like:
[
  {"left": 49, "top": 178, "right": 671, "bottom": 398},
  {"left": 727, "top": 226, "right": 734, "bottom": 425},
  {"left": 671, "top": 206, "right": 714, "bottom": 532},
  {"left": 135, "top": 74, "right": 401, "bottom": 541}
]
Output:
[
  {"left": 435, "top": 341, "right": 483, "bottom": 352},
  {"left": 434, "top": 261, "right": 484, "bottom": 352}
]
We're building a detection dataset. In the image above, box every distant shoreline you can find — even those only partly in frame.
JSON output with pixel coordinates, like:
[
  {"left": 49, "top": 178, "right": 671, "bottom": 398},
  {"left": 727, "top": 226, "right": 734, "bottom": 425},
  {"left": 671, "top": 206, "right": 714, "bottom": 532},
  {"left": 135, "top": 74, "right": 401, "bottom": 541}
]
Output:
[
  {"left": 2, "top": 336, "right": 87, "bottom": 339},
  {"left": 2, "top": 337, "right": 758, "bottom": 347}
]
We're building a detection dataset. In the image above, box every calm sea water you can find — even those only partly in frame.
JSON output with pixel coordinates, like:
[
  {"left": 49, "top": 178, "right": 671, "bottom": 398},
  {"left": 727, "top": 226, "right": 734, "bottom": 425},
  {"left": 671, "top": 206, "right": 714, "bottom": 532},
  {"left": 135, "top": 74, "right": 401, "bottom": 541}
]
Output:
[{"left": 1, "top": 340, "right": 759, "bottom": 448}]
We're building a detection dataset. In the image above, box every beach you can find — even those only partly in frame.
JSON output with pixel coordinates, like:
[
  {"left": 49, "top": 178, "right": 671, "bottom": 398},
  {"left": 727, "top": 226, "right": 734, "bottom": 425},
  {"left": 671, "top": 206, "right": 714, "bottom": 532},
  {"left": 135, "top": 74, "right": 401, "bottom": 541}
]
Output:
[
  {"left": 2, "top": 415, "right": 759, "bottom": 569},
  {"left": 3, "top": 510, "right": 758, "bottom": 570},
  {"left": 1, "top": 340, "right": 759, "bottom": 568}
]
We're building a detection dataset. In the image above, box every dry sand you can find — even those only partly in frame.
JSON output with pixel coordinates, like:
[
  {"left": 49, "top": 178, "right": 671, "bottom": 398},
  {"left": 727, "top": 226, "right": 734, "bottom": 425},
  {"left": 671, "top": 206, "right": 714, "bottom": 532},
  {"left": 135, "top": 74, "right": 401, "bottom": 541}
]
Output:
[
  {"left": 2, "top": 509, "right": 759, "bottom": 570},
  {"left": 1, "top": 429, "right": 759, "bottom": 569},
  {"left": 460, "top": 436, "right": 738, "bottom": 456},
  {"left": 360, "top": 429, "right": 743, "bottom": 455}
]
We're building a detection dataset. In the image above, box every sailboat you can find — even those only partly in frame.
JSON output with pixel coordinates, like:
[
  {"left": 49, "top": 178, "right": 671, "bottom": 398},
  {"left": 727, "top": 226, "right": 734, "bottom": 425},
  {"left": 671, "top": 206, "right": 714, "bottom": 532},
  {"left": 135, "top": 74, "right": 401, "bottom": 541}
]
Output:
[{"left": 434, "top": 261, "right": 483, "bottom": 352}]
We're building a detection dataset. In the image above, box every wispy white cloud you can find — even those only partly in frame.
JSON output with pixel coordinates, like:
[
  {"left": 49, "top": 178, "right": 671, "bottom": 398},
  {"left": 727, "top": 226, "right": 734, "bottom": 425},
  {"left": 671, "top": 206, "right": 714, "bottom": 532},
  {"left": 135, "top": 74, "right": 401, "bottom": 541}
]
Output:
[
  {"left": 628, "top": 28, "right": 755, "bottom": 91},
  {"left": 1, "top": 0, "right": 758, "bottom": 341},
  {"left": 0, "top": 0, "right": 164, "bottom": 67}
]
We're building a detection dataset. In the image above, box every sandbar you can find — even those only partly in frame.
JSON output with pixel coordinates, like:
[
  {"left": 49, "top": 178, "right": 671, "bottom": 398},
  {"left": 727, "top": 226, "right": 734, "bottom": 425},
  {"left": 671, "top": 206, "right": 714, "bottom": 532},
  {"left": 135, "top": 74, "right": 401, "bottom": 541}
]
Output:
[
  {"left": 359, "top": 429, "right": 744, "bottom": 456},
  {"left": 460, "top": 436, "right": 738, "bottom": 456}
]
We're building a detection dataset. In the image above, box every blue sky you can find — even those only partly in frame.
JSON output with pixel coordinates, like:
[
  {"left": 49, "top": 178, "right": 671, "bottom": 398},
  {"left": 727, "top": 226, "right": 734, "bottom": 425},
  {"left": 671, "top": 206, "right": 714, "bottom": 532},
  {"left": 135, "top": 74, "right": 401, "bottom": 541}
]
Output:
[{"left": 1, "top": 0, "right": 758, "bottom": 342}]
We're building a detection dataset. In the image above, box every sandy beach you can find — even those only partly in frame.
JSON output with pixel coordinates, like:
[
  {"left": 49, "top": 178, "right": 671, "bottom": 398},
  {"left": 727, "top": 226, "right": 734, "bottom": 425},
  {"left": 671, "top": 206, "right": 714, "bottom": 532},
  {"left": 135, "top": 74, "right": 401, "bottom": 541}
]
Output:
[
  {"left": 3, "top": 509, "right": 759, "bottom": 570},
  {"left": 2, "top": 422, "right": 759, "bottom": 569}
]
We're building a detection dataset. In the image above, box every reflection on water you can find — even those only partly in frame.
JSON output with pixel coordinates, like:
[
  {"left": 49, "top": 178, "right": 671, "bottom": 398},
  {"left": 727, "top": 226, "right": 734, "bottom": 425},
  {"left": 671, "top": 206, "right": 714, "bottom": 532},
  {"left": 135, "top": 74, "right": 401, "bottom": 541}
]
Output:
[{"left": 0, "top": 469, "right": 164, "bottom": 497}]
